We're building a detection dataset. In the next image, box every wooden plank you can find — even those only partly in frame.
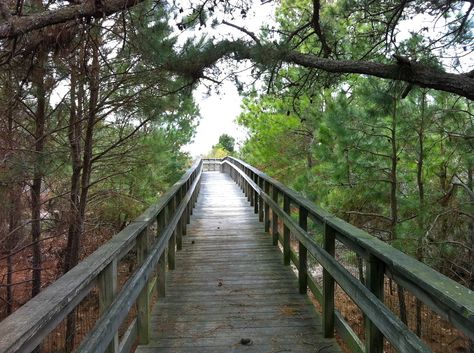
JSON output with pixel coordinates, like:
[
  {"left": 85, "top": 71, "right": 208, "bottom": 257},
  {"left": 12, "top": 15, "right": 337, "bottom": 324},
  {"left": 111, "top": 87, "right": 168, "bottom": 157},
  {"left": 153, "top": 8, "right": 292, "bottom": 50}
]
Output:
[
  {"left": 271, "top": 185, "right": 279, "bottom": 246},
  {"left": 137, "top": 228, "right": 151, "bottom": 344},
  {"left": 224, "top": 157, "right": 474, "bottom": 341},
  {"left": 365, "top": 255, "right": 385, "bottom": 353},
  {"left": 283, "top": 194, "right": 291, "bottom": 265},
  {"left": 156, "top": 210, "right": 166, "bottom": 298},
  {"left": 0, "top": 161, "right": 203, "bottom": 353},
  {"left": 323, "top": 222, "right": 336, "bottom": 338},
  {"left": 138, "top": 171, "right": 342, "bottom": 353},
  {"left": 298, "top": 206, "right": 308, "bottom": 295},
  {"left": 98, "top": 260, "right": 118, "bottom": 353}
]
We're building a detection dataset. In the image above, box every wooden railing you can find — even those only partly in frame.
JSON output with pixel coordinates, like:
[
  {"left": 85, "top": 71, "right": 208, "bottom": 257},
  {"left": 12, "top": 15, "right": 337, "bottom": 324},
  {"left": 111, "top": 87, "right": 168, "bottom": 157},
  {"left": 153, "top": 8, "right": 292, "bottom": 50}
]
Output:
[
  {"left": 208, "top": 156, "right": 474, "bottom": 353},
  {"left": 0, "top": 159, "right": 203, "bottom": 353}
]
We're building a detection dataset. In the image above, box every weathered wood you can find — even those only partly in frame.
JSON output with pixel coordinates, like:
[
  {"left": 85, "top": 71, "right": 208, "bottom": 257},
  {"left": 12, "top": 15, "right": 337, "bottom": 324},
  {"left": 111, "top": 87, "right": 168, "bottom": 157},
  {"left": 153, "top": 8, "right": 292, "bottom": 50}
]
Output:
[
  {"left": 271, "top": 185, "right": 279, "bottom": 246},
  {"left": 253, "top": 174, "right": 258, "bottom": 214},
  {"left": 156, "top": 210, "right": 166, "bottom": 297},
  {"left": 298, "top": 206, "right": 308, "bottom": 295},
  {"left": 323, "top": 223, "right": 336, "bottom": 338},
  {"left": 0, "top": 160, "right": 202, "bottom": 353},
  {"left": 176, "top": 190, "right": 183, "bottom": 251},
  {"left": 224, "top": 159, "right": 433, "bottom": 353},
  {"left": 224, "top": 157, "right": 474, "bottom": 342},
  {"left": 118, "top": 319, "right": 137, "bottom": 353},
  {"left": 283, "top": 194, "right": 291, "bottom": 266},
  {"left": 258, "top": 176, "right": 264, "bottom": 222},
  {"left": 98, "top": 260, "right": 118, "bottom": 353},
  {"left": 137, "top": 227, "right": 152, "bottom": 344},
  {"left": 167, "top": 198, "right": 176, "bottom": 271},
  {"left": 365, "top": 255, "right": 385, "bottom": 353},
  {"left": 137, "top": 171, "right": 341, "bottom": 353},
  {"left": 264, "top": 180, "right": 270, "bottom": 232},
  {"left": 74, "top": 164, "right": 202, "bottom": 353}
]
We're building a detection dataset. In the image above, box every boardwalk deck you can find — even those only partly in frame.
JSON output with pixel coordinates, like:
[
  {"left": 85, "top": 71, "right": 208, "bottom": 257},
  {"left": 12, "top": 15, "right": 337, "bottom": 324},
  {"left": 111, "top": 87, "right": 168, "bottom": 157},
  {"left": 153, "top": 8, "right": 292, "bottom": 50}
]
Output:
[{"left": 137, "top": 171, "right": 342, "bottom": 353}]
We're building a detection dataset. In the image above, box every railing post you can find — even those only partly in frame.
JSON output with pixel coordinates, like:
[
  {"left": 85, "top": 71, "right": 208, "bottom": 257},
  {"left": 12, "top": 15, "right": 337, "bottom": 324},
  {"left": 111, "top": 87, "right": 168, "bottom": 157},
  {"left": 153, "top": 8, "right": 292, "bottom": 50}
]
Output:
[
  {"left": 156, "top": 209, "right": 166, "bottom": 298},
  {"left": 264, "top": 181, "right": 270, "bottom": 233},
  {"left": 136, "top": 226, "right": 152, "bottom": 344},
  {"left": 258, "top": 177, "right": 264, "bottom": 222},
  {"left": 283, "top": 194, "right": 291, "bottom": 265},
  {"left": 246, "top": 169, "right": 252, "bottom": 203},
  {"left": 365, "top": 255, "right": 385, "bottom": 353},
  {"left": 253, "top": 174, "right": 258, "bottom": 214},
  {"left": 98, "top": 259, "right": 118, "bottom": 353},
  {"left": 272, "top": 186, "right": 279, "bottom": 246},
  {"left": 186, "top": 180, "right": 191, "bottom": 225},
  {"left": 323, "top": 222, "right": 336, "bottom": 338},
  {"left": 176, "top": 190, "right": 183, "bottom": 251},
  {"left": 298, "top": 207, "right": 308, "bottom": 294},
  {"left": 168, "top": 199, "right": 176, "bottom": 271}
]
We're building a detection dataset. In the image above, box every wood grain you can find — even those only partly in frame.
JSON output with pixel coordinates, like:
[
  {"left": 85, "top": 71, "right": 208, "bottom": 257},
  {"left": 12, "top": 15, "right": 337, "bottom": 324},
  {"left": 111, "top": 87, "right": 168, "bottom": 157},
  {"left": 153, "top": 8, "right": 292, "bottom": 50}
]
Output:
[{"left": 136, "top": 171, "right": 341, "bottom": 353}]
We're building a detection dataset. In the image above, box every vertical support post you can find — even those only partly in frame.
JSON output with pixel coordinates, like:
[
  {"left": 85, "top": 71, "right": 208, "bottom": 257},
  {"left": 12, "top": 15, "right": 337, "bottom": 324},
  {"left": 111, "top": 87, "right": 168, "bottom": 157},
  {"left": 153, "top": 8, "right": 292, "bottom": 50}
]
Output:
[
  {"left": 253, "top": 174, "right": 258, "bottom": 215},
  {"left": 272, "top": 186, "right": 279, "bottom": 246},
  {"left": 258, "top": 177, "right": 264, "bottom": 222},
  {"left": 176, "top": 190, "right": 183, "bottom": 251},
  {"left": 186, "top": 180, "right": 191, "bottom": 224},
  {"left": 283, "top": 194, "right": 291, "bottom": 265},
  {"left": 365, "top": 255, "right": 385, "bottom": 353},
  {"left": 247, "top": 171, "right": 252, "bottom": 204},
  {"left": 137, "top": 226, "right": 152, "bottom": 344},
  {"left": 323, "top": 222, "right": 336, "bottom": 338},
  {"left": 264, "top": 181, "right": 270, "bottom": 233},
  {"left": 298, "top": 207, "right": 308, "bottom": 294},
  {"left": 168, "top": 199, "right": 176, "bottom": 271},
  {"left": 98, "top": 259, "right": 118, "bottom": 353},
  {"left": 156, "top": 209, "right": 166, "bottom": 297}
]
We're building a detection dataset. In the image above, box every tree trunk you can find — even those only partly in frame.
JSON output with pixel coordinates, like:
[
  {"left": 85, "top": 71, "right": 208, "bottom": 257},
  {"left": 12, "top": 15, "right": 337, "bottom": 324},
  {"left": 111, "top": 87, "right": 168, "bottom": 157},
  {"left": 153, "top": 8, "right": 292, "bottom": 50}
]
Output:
[
  {"left": 4, "top": 71, "right": 18, "bottom": 315},
  {"left": 415, "top": 91, "right": 426, "bottom": 337},
  {"left": 467, "top": 162, "right": 474, "bottom": 353},
  {"left": 390, "top": 94, "right": 407, "bottom": 325},
  {"left": 64, "top": 24, "right": 100, "bottom": 353},
  {"left": 30, "top": 46, "right": 47, "bottom": 298}
]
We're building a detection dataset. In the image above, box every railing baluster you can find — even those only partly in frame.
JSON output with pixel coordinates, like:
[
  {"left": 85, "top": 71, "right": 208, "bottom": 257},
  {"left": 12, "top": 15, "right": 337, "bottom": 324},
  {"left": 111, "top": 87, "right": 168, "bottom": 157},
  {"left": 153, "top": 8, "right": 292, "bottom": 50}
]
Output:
[
  {"left": 365, "top": 255, "right": 385, "bottom": 353},
  {"left": 323, "top": 222, "right": 336, "bottom": 338},
  {"left": 298, "top": 206, "right": 308, "bottom": 294},
  {"left": 272, "top": 186, "right": 279, "bottom": 246},
  {"left": 283, "top": 194, "right": 291, "bottom": 265},
  {"left": 136, "top": 226, "right": 152, "bottom": 344},
  {"left": 168, "top": 198, "right": 176, "bottom": 271},
  {"left": 258, "top": 177, "right": 264, "bottom": 222},
  {"left": 264, "top": 181, "right": 270, "bottom": 233},
  {"left": 253, "top": 174, "right": 259, "bottom": 214},
  {"left": 176, "top": 190, "right": 183, "bottom": 250},
  {"left": 156, "top": 209, "right": 166, "bottom": 298},
  {"left": 98, "top": 259, "right": 118, "bottom": 353}
]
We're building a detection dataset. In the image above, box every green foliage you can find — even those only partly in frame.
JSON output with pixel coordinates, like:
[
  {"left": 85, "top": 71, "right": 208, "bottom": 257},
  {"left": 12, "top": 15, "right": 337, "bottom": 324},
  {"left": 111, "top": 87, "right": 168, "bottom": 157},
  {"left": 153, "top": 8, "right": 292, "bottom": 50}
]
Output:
[
  {"left": 217, "top": 134, "right": 235, "bottom": 153},
  {"left": 238, "top": 74, "right": 473, "bottom": 284}
]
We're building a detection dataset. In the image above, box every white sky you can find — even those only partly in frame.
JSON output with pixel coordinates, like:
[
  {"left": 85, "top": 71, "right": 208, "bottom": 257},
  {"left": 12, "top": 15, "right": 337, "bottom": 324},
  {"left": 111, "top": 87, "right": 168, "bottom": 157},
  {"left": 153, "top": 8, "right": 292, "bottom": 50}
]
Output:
[
  {"left": 181, "top": 4, "right": 473, "bottom": 158},
  {"left": 176, "top": 1, "right": 277, "bottom": 157},
  {"left": 182, "top": 81, "right": 248, "bottom": 156}
]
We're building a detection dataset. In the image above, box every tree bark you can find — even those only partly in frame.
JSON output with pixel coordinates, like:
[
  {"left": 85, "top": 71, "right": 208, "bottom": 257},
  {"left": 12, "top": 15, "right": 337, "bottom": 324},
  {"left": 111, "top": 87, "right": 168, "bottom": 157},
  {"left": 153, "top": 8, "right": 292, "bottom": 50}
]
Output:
[
  {"left": 389, "top": 94, "right": 408, "bottom": 325},
  {"left": 1, "top": 5, "right": 473, "bottom": 99},
  {"left": 30, "top": 45, "right": 47, "bottom": 298},
  {"left": 5, "top": 72, "right": 19, "bottom": 315},
  {"left": 415, "top": 90, "right": 426, "bottom": 337}
]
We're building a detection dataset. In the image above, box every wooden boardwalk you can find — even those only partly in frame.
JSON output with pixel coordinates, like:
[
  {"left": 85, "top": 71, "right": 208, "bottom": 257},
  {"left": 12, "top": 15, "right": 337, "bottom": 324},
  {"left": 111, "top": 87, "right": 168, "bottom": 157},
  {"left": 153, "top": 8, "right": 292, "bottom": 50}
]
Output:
[{"left": 137, "top": 171, "right": 341, "bottom": 353}]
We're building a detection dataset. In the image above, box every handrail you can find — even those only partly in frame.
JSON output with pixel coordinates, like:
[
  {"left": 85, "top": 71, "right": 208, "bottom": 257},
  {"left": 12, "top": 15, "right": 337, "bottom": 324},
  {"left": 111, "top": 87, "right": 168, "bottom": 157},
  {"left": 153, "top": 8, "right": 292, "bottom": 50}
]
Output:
[
  {"left": 0, "top": 159, "right": 203, "bottom": 353},
  {"left": 209, "top": 157, "right": 474, "bottom": 353}
]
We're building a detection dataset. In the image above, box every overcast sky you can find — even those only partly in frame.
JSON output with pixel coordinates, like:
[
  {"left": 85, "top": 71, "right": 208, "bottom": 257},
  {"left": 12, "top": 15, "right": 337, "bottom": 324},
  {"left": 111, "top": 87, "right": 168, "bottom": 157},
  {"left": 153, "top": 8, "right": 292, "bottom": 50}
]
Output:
[
  {"left": 177, "top": 1, "right": 276, "bottom": 157},
  {"left": 179, "top": 3, "right": 473, "bottom": 158}
]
